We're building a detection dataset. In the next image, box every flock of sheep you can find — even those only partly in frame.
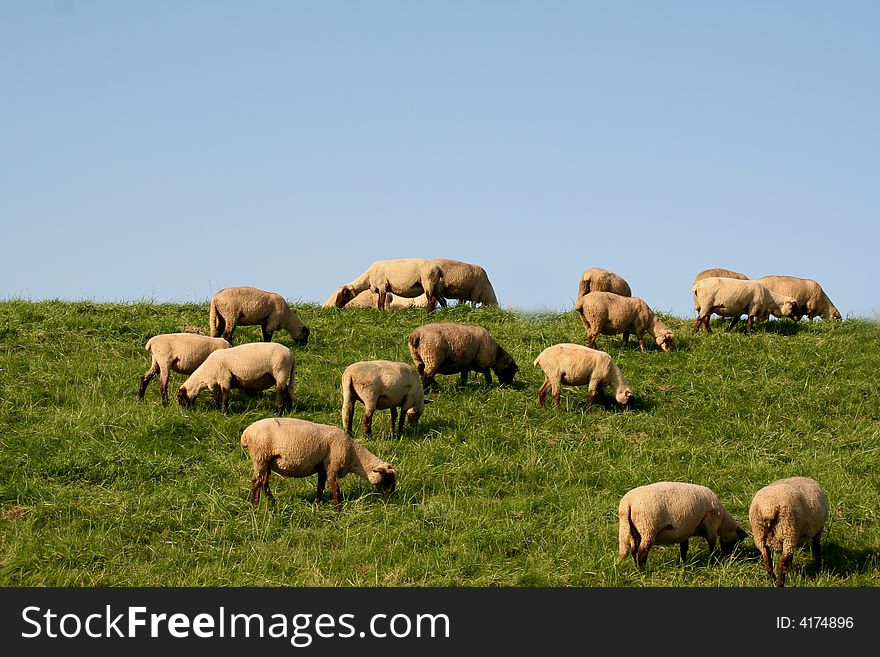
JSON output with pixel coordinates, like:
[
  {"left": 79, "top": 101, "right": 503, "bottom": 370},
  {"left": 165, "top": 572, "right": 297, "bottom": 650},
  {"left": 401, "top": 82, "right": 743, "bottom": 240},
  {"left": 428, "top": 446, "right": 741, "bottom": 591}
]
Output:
[{"left": 136, "top": 257, "right": 842, "bottom": 587}]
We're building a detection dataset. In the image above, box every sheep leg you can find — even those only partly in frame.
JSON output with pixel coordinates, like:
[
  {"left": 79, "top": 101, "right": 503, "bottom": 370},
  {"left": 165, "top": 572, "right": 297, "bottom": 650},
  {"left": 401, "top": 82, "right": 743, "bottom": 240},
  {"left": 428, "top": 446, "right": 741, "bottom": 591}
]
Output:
[
  {"left": 221, "top": 387, "right": 231, "bottom": 415},
  {"left": 249, "top": 474, "right": 262, "bottom": 505},
  {"left": 679, "top": 540, "right": 689, "bottom": 563},
  {"left": 776, "top": 550, "right": 793, "bottom": 588},
  {"left": 622, "top": 332, "right": 630, "bottom": 348},
  {"left": 459, "top": 370, "right": 469, "bottom": 386},
  {"left": 587, "top": 332, "right": 599, "bottom": 349},
  {"left": 396, "top": 407, "right": 406, "bottom": 435},
  {"left": 552, "top": 384, "right": 561, "bottom": 409},
  {"left": 481, "top": 369, "right": 492, "bottom": 386},
  {"left": 315, "top": 470, "right": 327, "bottom": 503},
  {"left": 726, "top": 315, "right": 740, "bottom": 332},
  {"left": 756, "top": 540, "right": 775, "bottom": 583},
  {"left": 746, "top": 315, "right": 755, "bottom": 335},
  {"left": 222, "top": 322, "right": 236, "bottom": 345},
  {"left": 636, "top": 332, "right": 647, "bottom": 352},
  {"left": 811, "top": 532, "right": 823, "bottom": 570},
  {"left": 537, "top": 379, "right": 552, "bottom": 407},
  {"left": 211, "top": 385, "right": 222, "bottom": 410},
  {"left": 138, "top": 363, "right": 160, "bottom": 401},
  {"left": 390, "top": 407, "right": 398, "bottom": 436},
  {"left": 260, "top": 323, "right": 273, "bottom": 342},
  {"left": 330, "top": 475, "right": 341, "bottom": 510},
  {"left": 261, "top": 470, "right": 274, "bottom": 504},
  {"left": 343, "top": 399, "right": 355, "bottom": 435},
  {"left": 377, "top": 289, "right": 388, "bottom": 311},
  {"left": 362, "top": 408, "right": 374, "bottom": 437},
  {"left": 636, "top": 539, "right": 653, "bottom": 569},
  {"left": 276, "top": 382, "right": 291, "bottom": 415},
  {"left": 158, "top": 370, "right": 171, "bottom": 406}
]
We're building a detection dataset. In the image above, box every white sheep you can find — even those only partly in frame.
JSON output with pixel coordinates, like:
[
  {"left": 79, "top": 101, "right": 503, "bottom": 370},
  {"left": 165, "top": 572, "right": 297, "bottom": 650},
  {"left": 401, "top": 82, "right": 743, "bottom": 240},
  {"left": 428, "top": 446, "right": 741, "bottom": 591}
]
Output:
[
  {"left": 577, "top": 267, "right": 632, "bottom": 299},
  {"left": 692, "top": 267, "right": 749, "bottom": 287},
  {"left": 333, "top": 258, "right": 445, "bottom": 311},
  {"left": 533, "top": 343, "right": 634, "bottom": 410},
  {"left": 574, "top": 291, "right": 675, "bottom": 352},
  {"left": 177, "top": 341, "right": 295, "bottom": 415},
  {"left": 692, "top": 276, "right": 799, "bottom": 334},
  {"left": 407, "top": 322, "right": 519, "bottom": 389},
  {"left": 323, "top": 288, "right": 431, "bottom": 309},
  {"left": 748, "top": 476, "right": 828, "bottom": 587},
  {"left": 618, "top": 481, "right": 747, "bottom": 569},
  {"left": 209, "top": 285, "right": 310, "bottom": 345},
  {"left": 240, "top": 417, "right": 397, "bottom": 509},
  {"left": 755, "top": 275, "right": 842, "bottom": 321},
  {"left": 432, "top": 258, "right": 498, "bottom": 307},
  {"left": 137, "top": 333, "right": 231, "bottom": 406},
  {"left": 341, "top": 360, "right": 426, "bottom": 437}
]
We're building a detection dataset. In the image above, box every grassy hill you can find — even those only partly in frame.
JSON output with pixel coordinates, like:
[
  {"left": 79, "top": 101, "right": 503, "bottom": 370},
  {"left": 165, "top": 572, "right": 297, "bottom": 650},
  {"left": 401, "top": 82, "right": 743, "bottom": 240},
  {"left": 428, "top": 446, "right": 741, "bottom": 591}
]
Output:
[{"left": 0, "top": 299, "right": 878, "bottom": 586}]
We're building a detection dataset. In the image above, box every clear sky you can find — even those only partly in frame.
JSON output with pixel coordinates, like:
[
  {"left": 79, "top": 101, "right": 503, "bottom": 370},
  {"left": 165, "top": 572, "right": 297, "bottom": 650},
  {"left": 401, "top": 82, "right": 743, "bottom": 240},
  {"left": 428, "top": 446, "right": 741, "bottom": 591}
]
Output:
[{"left": 2, "top": 1, "right": 878, "bottom": 318}]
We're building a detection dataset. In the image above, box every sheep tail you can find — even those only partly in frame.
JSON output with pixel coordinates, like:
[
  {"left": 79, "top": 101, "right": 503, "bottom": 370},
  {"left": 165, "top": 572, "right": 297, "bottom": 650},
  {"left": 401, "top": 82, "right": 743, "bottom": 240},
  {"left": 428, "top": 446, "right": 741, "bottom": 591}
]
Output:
[
  {"left": 209, "top": 299, "right": 225, "bottom": 338},
  {"left": 145, "top": 336, "right": 156, "bottom": 351},
  {"left": 618, "top": 504, "right": 639, "bottom": 561}
]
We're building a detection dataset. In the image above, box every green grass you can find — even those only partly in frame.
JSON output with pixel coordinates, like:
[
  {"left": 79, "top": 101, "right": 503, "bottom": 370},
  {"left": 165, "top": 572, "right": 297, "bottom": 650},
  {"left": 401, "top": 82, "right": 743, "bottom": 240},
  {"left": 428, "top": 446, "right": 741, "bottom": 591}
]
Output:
[{"left": 0, "top": 299, "right": 878, "bottom": 586}]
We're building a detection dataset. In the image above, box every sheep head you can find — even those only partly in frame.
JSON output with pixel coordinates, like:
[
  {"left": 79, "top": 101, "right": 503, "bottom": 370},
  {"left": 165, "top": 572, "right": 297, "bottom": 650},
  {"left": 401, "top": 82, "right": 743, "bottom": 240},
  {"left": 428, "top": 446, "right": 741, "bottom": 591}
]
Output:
[
  {"left": 493, "top": 349, "right": 520, "bottom": 386},
  {"left": 655, "top": 330, "right": 675, "bottom": 352},
  {"left": 720, "top": 525, "right": 748, "bottom": 555},
  {"left": 177, "top": 387, "right": 194, "bottom": 408},
  {"left": 368, "top": 464, "right": 397, "bottom": 498},
  {"left": 334, "top": 286, "right": 356, "bottom": 308},
  {"left": 616, "top": 387, "right": 635, "bottom": 410}
]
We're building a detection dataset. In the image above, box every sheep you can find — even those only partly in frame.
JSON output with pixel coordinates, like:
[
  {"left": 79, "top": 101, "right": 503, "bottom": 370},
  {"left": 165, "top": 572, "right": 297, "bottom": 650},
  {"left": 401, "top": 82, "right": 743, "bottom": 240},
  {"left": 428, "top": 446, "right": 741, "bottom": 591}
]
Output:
[
  {"left": 137, "top": 333, "right": 232, "bottom": 406},
  {"left": 240, "top": 417, "right": 397, "bottom": 510},
  {"left": 748, "top": 476, "right": 828, "bottom": 588},
  {"left": 574, "top": 291, "right": 675, "bottom": 352},
  {"left": 618, "top": 481, "right": 747, "bottom": 569},
  {"left": 692, "top": 268, "right": 749, "bottom": 287},
  {"left": 177, "top": 341, "right": 295, "bottom": 415},
  {"left": 533, "top": 343, "right": 634, "bottom": 410},
  {"left": 431, "top": 258, "right": 498, "bottom": 307},
  {"left": 341, "top": 360, "right": 426, "bottom": 437},
  {"left": 323, "top": 288, "right": 431, "bottom": 309},
  {"left": 407, "top": 322, "right": 519, "bottom": 389},
  {"left": 333, "top": 258, "right": 445, "bottom": 311},
  {"left": 577, "top": 267, "right": 632, "bottom": 299},
  {"left": 755, "top": 275, "right": 842, "bottom": 321},
  {"left": 209, "top": 285, "right": 310, "bottom": 345},
  {"left": 692, "top": 276, "right": 799, "bottom": 334}
]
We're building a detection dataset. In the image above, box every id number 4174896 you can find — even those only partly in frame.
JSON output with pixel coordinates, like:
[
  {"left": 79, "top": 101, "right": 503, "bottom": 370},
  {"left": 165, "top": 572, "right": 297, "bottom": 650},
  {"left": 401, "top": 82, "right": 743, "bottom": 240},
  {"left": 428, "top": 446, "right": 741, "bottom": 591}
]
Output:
[{"left": 776, "top": 617, "right": 854, "bottom": 629}]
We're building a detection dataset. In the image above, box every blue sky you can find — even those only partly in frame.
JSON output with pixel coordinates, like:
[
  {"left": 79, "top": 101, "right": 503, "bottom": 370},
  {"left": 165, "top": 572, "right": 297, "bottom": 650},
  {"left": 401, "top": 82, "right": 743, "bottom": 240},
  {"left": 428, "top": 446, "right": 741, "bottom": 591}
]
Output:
[{"left": 2, "top": 1, "right": 877, "bottom": 318}]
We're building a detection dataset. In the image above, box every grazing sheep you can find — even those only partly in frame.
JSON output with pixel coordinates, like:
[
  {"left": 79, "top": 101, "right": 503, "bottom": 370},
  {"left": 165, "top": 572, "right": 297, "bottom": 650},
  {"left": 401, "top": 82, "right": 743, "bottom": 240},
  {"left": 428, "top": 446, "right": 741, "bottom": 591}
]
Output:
[
  {"left": 408, "top": 322, "right": 519, "bottom": 389},
  {"left": 577, "top": 267, "right": 632, "bottom": 299},
  {"left": 240, "top": 417, "right": 397, "bottom": 510},
  {"left": 755, "top": 275, "right": 842, "bottom": 321},
  {"left": 341, "top": 360, "right": 426, "bottom": 437},
  {"left": 137, "top": 333, "right": 231, "bottom": 406},
  {"left": 574, "top": 291, "right": 675, "bottom": 352},
  {"left": 209, "top": 285, "right": 310, "bottom": 345},
  {"left": 692, "top": 276, "right": 799, "bottom": 334},
  {"left": 618, "top": 481, "right": 747, "bottom": 569},
  {"left": 432, "top": 258, "right": 499, "bottom": 307},
  {"left": 533, "top": 343, "right": 634, "bottom": 410},
  {"left": 693, "top": 268, "right": 749, "bottom": 287},
  {"left": 748, "top": 476, "right": 828, "bottom": 587},
  {"left": 177, "top": 341, "right": 295, "bottom": 415},
  {"left": 334, "top": 258, "right": 445, "bottom": 311},
  {"left": 323, "top": 288, "right": 430, "bottom": 309}
]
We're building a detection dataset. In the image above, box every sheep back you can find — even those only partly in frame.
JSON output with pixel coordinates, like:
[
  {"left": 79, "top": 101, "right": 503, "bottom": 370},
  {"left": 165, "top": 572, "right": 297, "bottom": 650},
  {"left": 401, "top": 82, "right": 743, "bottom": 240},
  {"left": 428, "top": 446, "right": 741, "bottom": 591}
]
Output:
[
  {"left": 693, "top": 268, "right": 749, "bottom": 287},
  {"left": 577, "top": 267, "right": 632, "bottom": 298}
]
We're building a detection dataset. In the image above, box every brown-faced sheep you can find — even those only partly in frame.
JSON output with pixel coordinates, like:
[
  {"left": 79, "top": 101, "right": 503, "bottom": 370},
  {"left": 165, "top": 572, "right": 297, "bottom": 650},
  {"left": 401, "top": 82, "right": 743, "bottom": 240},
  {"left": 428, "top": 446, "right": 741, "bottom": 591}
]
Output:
[
  {"left": 333, "top": 258, "right": 445, "bottom": 311},
  {"left": 209, "top": 286, "right": 310, "bottom": 345},
  {"left": 618, "top": 481, "right": 747, "bottom": 569},
  {"left": 408, "top": 322, "right": 519, "bottom": 389},
  {"left": 240, "top": 417, "right": 397, "bottom": 510},
  {"left": 692, "top": 276, "right": 799, "bottom": 334},
  {"left": 177, "top": 341, "right": 295, "bottom": 415},
  {"left": 432, "top": 258, "right": 498, "bottom": 307},
  {"left": 574, "top": 291, "right": 675, "bottom": 352},
  {"left": 755, "top": 275, "right": 841, "bottom": 321},
  {"left": 749, "top": 476, "right": 828, "bottom": 587},
  {"left": 533, "top": 343, "right": 634, "bottom": 410},
  {"left": 341, "top": 360, "right": 426, "bottom": 437},
  {"left": 137, "top": 333, "right": 231, "bottom": 406},
  {"left": 577, "top": 267, "right": 632, "bottom": 299},
  {"left": 692, "top": 268, "right": 749, "bottom": 287}
]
